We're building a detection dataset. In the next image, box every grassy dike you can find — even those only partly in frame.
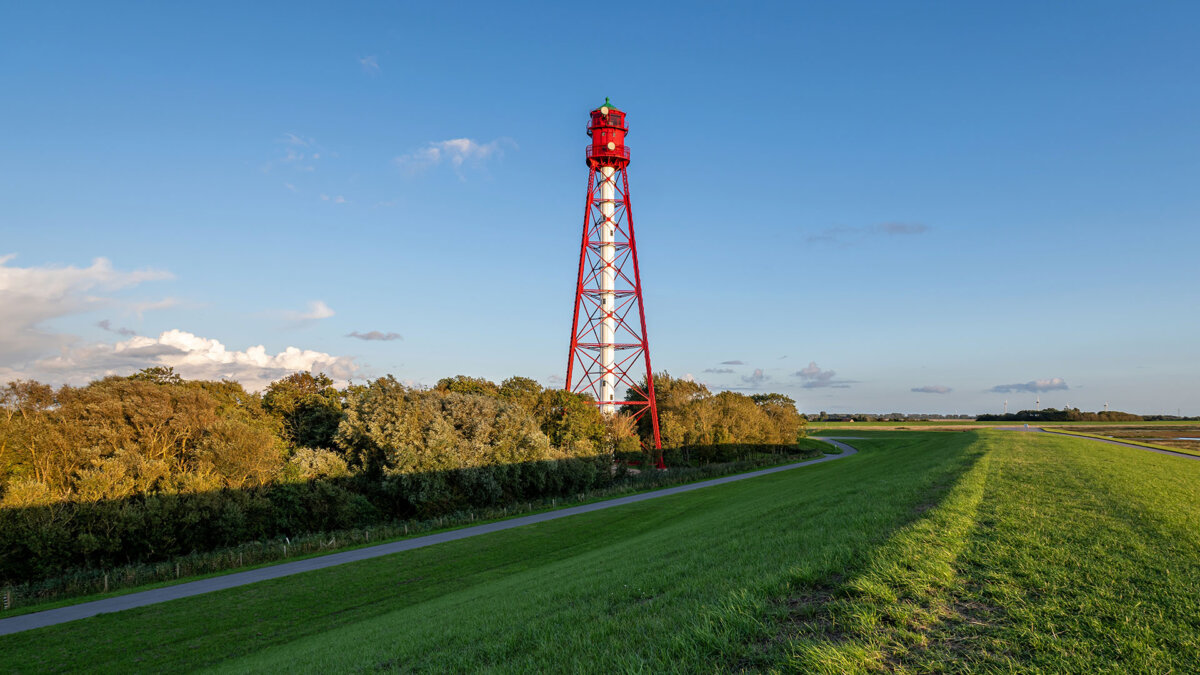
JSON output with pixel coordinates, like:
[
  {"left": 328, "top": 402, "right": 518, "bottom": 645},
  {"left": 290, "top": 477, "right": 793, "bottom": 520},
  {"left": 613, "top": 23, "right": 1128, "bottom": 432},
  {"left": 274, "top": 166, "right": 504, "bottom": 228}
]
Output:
[
  {"left": 2, "top": 432, "right": 977, "bottom": 672},
  {"left": 1, "top": 440, "right": 833, "bottom": 616},
  {"left": 5, "top": 430, "right": 1198, "bottom": 672},
  {"left": 775, "top": 430, "right": 1200, "bottom": 672}
]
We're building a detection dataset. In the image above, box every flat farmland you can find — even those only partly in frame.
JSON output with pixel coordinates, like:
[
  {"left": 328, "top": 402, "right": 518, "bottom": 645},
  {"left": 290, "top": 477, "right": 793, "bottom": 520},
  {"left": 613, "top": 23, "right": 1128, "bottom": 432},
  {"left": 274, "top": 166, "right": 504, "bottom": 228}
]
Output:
[{"left": 1057, "top": 424, "right": 1200, "bottom": 455}]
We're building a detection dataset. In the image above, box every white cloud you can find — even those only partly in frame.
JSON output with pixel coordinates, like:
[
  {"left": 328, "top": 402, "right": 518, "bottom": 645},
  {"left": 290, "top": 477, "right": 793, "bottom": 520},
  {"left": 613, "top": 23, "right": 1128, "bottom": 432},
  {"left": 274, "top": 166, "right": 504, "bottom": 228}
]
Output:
[
  {"left": 320, "top": 194, "right": 347, "bottom": 204},
  {"left": 10, "top": 329, "right": 357, "bottom": 392},
  {"left": 0, "top": 254, "right": 172, "bottom": 361},
  {"left": 129, "top": 297, "right": 180, "bottom": 318},
  {"left": 912, "top": 385, "right": 952, "bottom": 394},
  {"left": 394, "top": 138, "right": 514, "bottom": 176},
  {"left": 0, "top": 256, "right": 357, "bottom": 392},
  {"left": 359, "top": 55, "right": 380, "bottom": 74},
  {"left": 283, "top": 300, "right": 335, "bottom": 326}
]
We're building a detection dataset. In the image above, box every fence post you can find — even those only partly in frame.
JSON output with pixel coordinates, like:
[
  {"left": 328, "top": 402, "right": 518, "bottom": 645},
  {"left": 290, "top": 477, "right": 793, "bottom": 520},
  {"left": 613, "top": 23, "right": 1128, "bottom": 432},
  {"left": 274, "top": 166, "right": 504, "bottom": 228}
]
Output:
[
  {"left": 104, "top": 573, "right": 109, "bottom": 593},
  {"left": 175, "top": 563, "right": 180, "bottom": 579}
]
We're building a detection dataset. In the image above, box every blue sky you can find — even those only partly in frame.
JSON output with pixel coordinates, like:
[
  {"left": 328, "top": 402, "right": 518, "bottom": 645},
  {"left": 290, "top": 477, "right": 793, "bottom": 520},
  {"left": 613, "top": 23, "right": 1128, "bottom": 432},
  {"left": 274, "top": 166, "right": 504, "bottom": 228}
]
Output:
[{"left": 1, "top": 1, "right": 1197, "bottom": 414}]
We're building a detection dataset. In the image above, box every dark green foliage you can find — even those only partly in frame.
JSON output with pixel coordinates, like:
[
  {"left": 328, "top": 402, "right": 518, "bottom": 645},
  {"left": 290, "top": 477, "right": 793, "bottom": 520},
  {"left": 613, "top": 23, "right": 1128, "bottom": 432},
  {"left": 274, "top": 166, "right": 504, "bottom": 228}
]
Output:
[
  {"left": 434, "top": 375, "right": 500, "bottom": 398},
  {"left": 0, "top": 369, "right": 810, "bottom": 588},
  {"left": 262, "top": 372, "right": 344, "bottom": 450}
]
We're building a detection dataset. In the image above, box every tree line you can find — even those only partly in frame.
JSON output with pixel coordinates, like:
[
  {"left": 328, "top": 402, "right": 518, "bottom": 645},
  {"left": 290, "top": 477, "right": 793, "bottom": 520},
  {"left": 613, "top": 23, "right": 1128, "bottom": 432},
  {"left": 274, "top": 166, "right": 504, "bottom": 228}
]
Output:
[
  {"left": 976, "top": 408, "right": 1143, "bottom": 422},
  {"left": 0, "top": 368, "right": 805, "bottom": 584}
]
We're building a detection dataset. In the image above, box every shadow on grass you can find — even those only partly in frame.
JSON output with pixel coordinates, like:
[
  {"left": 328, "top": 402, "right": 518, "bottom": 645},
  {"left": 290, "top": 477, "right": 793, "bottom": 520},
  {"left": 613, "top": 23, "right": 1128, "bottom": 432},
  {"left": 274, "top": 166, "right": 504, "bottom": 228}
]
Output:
[
  {"left": 1, "top": 442, "right": 818, "bottom": 611},
  {"left": 713, "top": 431, "right": 992, "bottom": 670}
]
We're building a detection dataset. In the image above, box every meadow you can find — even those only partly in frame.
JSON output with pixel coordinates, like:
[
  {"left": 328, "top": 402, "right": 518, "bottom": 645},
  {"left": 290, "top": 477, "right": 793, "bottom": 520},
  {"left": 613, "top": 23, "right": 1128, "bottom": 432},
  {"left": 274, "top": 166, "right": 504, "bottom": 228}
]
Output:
[{"left": 2, "top": 430, "right": 1197, "bottom": 673}]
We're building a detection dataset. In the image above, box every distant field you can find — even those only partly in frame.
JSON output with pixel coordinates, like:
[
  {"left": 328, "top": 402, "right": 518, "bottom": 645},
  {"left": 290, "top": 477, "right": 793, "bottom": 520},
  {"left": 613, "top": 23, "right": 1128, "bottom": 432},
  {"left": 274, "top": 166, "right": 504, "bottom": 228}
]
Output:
[
  {"left": 809, "top": 419, "right": 1200, "bottom": 433},
  {"left": 3, "top": 431, "right": 1198, "bottom": 672},
  {"left": 1054, "top": 425, "right": 1200, "bottom": 456}
]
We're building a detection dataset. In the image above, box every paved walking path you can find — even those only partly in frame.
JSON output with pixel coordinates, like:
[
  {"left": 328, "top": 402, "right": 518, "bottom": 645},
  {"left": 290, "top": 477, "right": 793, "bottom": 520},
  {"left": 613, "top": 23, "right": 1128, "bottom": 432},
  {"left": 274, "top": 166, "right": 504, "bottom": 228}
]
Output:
[
  {"left": 1002, "top": 426, "right": 1200, "bottom": 461},
  {"left": 0, "top": 438, "right": 859, "bottom": 637}
]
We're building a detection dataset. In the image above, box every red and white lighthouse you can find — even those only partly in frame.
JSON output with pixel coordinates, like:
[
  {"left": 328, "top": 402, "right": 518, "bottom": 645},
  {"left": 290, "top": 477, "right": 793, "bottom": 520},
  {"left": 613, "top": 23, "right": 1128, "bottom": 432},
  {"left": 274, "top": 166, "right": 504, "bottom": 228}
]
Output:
[{"left": 565, "top": 98, "right": 663, "bottom": 463}]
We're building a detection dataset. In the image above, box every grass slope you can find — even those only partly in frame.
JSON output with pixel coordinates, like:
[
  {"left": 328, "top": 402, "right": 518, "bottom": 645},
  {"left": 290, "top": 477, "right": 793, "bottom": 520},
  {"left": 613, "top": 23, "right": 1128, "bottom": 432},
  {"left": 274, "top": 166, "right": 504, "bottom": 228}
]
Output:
[
  {"left": 3, "top": 433, "right": 979, "bottom": 673},
  {"left": 1, "top": 439, "right": 833, "bottom": 618},
  {"left": 6, "top": 430, "right": 1198, "bottom": 673},
  {"left": 774, "top": 431, "right": 1200, "bottom": 672}
]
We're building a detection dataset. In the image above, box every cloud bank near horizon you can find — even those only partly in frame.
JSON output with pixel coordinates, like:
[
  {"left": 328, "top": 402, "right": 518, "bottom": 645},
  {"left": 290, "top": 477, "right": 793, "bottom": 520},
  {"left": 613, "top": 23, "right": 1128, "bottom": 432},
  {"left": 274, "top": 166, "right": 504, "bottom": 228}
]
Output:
[
  {"left": 990, "top": 378, "right": 1069, "bottom": 394},
  {"left": 0, "top": 256, "right": 358, "bottom": 391}
]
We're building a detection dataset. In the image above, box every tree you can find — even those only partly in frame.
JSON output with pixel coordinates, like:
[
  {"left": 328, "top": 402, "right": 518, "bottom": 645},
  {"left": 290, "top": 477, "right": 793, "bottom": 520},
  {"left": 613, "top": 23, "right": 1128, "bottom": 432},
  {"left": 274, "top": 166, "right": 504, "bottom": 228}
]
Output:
[
  {"left": 127, "top": 366, "right": 183, "bottom": 385},
  {"left": 435, "top": 375, "right": 500, "bottom": 398},
  {"left": 499, "top": 376, "right": 544, "bottom": 413},
  {"left": 751, "top": 393, "right": 807, "bottom": 441},
  {"left": 263, "top": 372, "right": 344, "bottom": 450},
  {"left": 0, "top": 380, "right": 55, "bottom": 489},
  {"left": 536, "top": 389, "right": 604, "bottom": 450}
]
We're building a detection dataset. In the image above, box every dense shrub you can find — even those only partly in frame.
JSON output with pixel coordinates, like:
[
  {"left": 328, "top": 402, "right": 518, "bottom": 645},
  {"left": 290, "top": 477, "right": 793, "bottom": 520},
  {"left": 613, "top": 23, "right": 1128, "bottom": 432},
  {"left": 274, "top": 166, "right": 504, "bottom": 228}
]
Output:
[{"left": 0, "top": 368, "right": 807, "bottom": 585}]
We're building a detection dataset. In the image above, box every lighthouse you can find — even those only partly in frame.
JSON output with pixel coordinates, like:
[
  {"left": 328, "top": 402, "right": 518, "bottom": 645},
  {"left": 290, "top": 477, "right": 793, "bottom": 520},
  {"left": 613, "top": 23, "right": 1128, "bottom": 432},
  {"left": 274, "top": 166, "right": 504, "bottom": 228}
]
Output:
[{"left": 565, "top": 99, "right": 663, "bottom": 461}]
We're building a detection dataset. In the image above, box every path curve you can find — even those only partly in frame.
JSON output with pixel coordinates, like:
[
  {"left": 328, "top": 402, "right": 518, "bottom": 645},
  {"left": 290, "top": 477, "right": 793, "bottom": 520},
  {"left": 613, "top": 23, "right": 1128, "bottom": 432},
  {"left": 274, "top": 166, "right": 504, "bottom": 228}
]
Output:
[
  {"left": 1001, "top": 426, "right": 1200, "bottom": 461},
  {"left": 0, "top": 438, "right": 859, "bottom": 637}
]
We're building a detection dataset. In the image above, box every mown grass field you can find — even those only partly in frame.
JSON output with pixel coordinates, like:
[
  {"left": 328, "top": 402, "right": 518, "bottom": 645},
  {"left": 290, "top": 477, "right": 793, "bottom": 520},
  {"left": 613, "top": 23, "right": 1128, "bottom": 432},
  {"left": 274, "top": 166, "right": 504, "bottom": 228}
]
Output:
[{"left": 3, "top": 430, "right": 1198, "bottom": 673}]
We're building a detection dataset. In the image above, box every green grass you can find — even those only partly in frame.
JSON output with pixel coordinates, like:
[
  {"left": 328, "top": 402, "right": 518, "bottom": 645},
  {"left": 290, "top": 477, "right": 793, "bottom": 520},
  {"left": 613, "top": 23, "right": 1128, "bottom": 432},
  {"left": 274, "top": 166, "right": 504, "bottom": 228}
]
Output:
[
  {"left": 5, "top": 430, "right": 1199, "bottom": 673},
  {"left": 2, "top": 433, "right": 978, "bottom": 672},
  {"left": 1042, "top": 427, "right": 1200, "bottom": 457},
  {"left": 773, "top": 430, "right": 1200, "bottom": 672},
  {"left": 1, "top": 441, "right": 832, "bottom": 617}
]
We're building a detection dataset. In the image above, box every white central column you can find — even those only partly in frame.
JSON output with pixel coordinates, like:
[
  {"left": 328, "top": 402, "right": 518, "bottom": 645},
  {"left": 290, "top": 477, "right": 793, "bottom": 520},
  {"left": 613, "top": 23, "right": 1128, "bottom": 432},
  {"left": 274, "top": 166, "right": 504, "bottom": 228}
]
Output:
[{"left": 599, "top": 166, "right": 617, "bottom": 414}]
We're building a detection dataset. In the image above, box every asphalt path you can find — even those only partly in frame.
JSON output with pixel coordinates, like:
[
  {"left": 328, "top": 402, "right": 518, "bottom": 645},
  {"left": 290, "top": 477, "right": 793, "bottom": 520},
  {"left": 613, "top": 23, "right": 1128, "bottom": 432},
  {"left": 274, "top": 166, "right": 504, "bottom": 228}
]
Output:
[
  {"left": 1001, "top": 426, "right": 1200, "bottom": 461},
  {"left": 0, "top": 438, "right": 860, "bottom": 637}
]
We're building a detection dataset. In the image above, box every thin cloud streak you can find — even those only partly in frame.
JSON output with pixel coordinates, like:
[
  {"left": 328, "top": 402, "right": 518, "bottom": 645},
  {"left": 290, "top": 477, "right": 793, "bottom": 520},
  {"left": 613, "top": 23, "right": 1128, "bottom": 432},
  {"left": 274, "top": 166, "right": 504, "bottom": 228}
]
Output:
[
  {"left": 807, "top": 222, "right": 930, "bottom": 245},
  {"left": 990, "top": 378, "right": 1068, "bottom": 394},
  {"left": 347, "top": 330, "right": 402, "bottom": 341},
  {"left": 395, "top": 138, "right": 514, "bottom": 177}
]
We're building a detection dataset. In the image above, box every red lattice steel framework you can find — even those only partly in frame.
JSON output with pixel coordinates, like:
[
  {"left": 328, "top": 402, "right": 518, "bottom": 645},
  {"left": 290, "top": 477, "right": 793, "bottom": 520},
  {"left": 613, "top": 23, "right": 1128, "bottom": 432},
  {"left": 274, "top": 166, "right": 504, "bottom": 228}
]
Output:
[{"left": 566, "top": 101, "right": 662, "bottom": 465}]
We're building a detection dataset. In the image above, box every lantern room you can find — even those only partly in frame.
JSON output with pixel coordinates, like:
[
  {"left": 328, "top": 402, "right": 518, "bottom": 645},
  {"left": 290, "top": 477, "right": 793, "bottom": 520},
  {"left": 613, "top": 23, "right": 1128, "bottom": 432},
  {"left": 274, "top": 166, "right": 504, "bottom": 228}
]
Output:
[{"left": 586, "top": 97, "right": 630, "bottom": 167}]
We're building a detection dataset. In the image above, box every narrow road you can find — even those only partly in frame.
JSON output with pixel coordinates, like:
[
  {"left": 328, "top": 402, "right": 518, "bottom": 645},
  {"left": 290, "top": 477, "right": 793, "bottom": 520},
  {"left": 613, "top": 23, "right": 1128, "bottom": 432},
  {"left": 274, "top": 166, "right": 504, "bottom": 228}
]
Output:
[
  {"left": 0, "top": 438, "right": 859, "bottom": 637},
  {"left": 1003, "top": 426, "right": 1200, "bottom": 461}
]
